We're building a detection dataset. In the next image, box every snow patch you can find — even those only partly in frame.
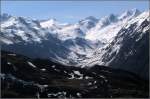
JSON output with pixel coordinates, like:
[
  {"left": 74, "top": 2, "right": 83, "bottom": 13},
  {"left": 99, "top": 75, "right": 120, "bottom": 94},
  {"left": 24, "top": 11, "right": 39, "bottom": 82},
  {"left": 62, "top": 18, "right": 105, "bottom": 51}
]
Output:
[
  {"left": 41, "top": 68, "right": 46, "bottom": 71},
  {"left": 27, "top": 61, "right": 36, "bottom": 68}
]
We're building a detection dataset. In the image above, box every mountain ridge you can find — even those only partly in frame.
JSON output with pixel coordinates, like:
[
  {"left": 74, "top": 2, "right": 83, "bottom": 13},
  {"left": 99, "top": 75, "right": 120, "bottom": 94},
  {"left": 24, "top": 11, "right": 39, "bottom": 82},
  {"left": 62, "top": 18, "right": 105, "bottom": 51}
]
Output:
[{"left": 0, "top": 9, "right": 149, "bottom": 79}]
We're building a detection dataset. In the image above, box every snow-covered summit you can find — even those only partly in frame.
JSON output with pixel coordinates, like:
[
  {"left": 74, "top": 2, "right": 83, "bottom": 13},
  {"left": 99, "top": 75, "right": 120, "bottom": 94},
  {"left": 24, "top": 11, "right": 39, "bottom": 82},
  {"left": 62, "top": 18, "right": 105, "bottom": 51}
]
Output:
[
  {"left": 78, "top": 16, "right": 98, "bottom": 33},
  {"left": 118, "top": 8, "right": 141, "bottom": 20},
  {"left": 40, "top": 18, "right": 58, "bottom": 28}
]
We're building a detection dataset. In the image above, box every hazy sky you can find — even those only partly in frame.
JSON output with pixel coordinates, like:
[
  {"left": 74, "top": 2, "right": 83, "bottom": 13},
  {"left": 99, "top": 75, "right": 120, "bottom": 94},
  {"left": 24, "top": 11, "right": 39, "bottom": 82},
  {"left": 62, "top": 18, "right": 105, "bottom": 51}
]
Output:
[{"left": 1, "top": 1, "right": 149, "bottom": 23}]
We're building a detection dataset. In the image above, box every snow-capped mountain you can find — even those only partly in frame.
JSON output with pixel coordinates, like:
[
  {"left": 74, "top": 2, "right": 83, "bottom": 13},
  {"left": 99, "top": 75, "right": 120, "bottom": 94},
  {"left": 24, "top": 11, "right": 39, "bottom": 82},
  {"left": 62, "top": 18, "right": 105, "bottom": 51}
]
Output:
[
  {"left": 85, "top": 9, "right": 141, "bottom": 43},
  {"left": 0, "top": 13, "right": 100, "bottom": 65},
  {"left": 40, "top": 18, "right": 58, "bottom": 28},
  {"left": 0, "top": 9, "right": 149, "bottom": 79},
  {"left": 80, "top": 10, "right": 149, "bottom": 79},
  {"left": 118, "top": 8, "right": 141, "bottom": 20},
  {"left": 78, "top": 16, "right": 98, "bottom": 32}
]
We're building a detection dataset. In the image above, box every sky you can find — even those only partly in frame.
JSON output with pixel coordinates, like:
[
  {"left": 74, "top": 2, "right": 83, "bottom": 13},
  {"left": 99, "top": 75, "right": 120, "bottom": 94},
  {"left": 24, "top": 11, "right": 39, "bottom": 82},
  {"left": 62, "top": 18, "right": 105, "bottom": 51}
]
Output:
[{"left": 1, "top": 1, "right": 149, "bottom": 23}]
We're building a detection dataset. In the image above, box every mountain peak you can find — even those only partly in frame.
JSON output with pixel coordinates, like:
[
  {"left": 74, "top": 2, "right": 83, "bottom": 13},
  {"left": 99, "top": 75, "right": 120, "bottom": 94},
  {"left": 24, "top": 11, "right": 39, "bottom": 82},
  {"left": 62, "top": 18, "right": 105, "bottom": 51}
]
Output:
[
  {"left": 130, "top": 8, "right": 141, "bottom": 16},
  {"left": 107, "top": 14, "right": 118, "bottom": 21},
  {"left": 40, "top": 18, "right": 58, "bottom": 28},
  {"left": 118, "top": 10, "right": 132, "bottom": 20},
  {"left": 45, "top": 18, "right": 57, "bottom": 24},
  {"left": 84, "top": 16, "right": 98, "bottom": 22},
  {"left": 98, "top": 14, "right": 117, "bottom": 27},
  {"left": 78, "top": 16, "right": 98, "bottom": 32},
  {"left": 79, "top": 16, "right": 98, "bottom": 23},
  {"left": 0, "top": 13, "right": 12, "bottom": 21},
  {"left": 118, "top": 8, "right": 141, "bottom": 20}
]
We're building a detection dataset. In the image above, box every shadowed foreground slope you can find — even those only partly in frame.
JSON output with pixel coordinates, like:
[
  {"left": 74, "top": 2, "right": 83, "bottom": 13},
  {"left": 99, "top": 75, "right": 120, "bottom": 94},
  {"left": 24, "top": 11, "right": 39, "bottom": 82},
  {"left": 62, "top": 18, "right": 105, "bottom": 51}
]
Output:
[{"left": 1, "top": 51, "right": 149, "bottom": 98}]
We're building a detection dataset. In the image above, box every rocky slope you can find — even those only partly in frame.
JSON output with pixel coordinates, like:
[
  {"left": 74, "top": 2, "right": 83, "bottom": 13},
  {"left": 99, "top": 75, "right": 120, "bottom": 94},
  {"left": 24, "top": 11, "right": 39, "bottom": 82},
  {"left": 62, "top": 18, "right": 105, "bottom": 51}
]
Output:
[
  {"left": 1, "top": 51, "right": 149, "bottom": 98},
  {"left": 80, "top": 11, "right": 149, "bottom": 80}
]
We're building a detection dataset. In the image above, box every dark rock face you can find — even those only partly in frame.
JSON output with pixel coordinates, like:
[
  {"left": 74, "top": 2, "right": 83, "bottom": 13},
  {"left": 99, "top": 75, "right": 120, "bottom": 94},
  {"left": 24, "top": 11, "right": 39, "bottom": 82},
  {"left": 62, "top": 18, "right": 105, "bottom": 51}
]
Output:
[
  {"left": 1, "top": 51, "right": 149, "bottom": 98},
  {"left": 1, "top": 34, "right": 71, "bottom": 59},
  {"left": 102, "top": 19, "right": 149, "bottom": 80}
]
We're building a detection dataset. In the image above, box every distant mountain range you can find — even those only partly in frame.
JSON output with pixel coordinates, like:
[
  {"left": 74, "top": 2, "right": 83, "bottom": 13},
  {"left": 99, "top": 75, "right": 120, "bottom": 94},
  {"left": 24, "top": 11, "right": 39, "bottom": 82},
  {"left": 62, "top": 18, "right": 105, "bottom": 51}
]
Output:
[{"left": 0, "top": 8, "right": 149, "bottom": 80}]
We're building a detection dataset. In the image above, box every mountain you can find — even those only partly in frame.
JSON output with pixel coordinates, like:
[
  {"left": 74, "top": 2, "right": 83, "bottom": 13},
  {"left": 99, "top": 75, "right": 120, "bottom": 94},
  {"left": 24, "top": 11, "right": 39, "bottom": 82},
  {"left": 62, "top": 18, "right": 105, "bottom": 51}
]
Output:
[
  {"left": 40, "top": 18, "right": 58, "bottom": 28},
  {"left": 85, "top": 9, "right": 141, "bottom": 43},
  {"left": 78, "top": 16, "right": 98, "bottom": 32},
  {"left": 0, "top": 9, "right": 149, "bottom": 80},
  {"left": 81, "top": 11, "right": 149, "bottom": 79},
  {"left": 118, "top": 8, "right": 141, "bottom": 20},
  {"left": 0, "top": 14, "right": 98, "bottom": 65}
]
